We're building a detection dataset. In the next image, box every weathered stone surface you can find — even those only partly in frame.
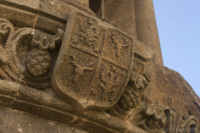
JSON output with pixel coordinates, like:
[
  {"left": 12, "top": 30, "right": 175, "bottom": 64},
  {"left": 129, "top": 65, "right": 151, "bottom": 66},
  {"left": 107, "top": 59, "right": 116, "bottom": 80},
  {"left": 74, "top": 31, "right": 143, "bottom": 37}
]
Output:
[
  {"left": 103, "top": 0, "right": 137, "bottom": 38},
  {"left": 0, "top": 0, "right": 199, "bottom": 133},
  {"left": 0, "top": 80, "right": 147, "bottom": 133},
  {"left": 77, "top": 0, "right": 89, "bottom": 7},
  {"left": 0, "top": 0, "right": 94, "bottom": 33},
  {"left": 143, "top": 63, "right": 200, "bottom": 123},
  {"left": 134, "top": 0, "right": 163, "bottom": 65},
  {"left": 0, "top": 106, "right": 87, "bottom": 133}
]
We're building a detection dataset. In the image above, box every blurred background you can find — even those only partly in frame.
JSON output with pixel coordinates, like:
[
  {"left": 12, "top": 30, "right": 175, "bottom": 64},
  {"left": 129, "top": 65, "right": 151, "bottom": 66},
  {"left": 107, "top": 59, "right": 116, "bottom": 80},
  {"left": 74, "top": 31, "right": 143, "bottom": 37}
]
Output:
[{"left": 153, "top": 0, "right": 200, "bottom": 97}]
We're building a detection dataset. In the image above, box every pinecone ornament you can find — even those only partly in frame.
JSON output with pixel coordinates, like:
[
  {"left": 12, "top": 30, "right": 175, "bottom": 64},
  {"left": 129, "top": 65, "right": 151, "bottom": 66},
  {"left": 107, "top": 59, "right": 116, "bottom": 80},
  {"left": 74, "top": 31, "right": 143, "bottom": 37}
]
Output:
[
  {"left": 118, "top": 72, "right": 149, "bottom": 111},
  {"left": 118, "top": 86, "right": 139, "bottom": 111},
  {"left": 25, "top": 48, "right": 51, "bottom": 77}
]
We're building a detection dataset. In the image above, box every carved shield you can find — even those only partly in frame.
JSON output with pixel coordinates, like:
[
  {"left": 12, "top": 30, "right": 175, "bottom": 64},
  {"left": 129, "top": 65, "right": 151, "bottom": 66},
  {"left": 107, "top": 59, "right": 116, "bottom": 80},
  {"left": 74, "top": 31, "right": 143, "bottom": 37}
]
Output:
[{"left": 52, "top": 11, "right": 134, "bottom": 110}]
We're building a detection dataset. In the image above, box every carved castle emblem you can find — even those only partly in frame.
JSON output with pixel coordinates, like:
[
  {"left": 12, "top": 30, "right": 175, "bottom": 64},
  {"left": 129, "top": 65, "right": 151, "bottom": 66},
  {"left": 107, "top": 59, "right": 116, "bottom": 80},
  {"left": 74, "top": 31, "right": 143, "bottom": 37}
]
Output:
[{"left": 52, "top": 11, "right": 134, "bottom": 110}]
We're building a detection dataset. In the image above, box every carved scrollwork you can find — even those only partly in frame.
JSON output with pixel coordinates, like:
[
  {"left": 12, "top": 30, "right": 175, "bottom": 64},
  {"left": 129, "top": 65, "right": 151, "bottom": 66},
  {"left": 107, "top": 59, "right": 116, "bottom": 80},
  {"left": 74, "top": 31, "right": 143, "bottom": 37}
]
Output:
[
  {"left": 0, "top": 18, "right": 14, "bottom": 46},
  {"left": 182, "top": 116, "right": 199, "bottom": 133},
  {"left": 0, "top": 18, "right": 14, "bottom": 64},
  {"left": 165, "top": 108, "right": 199, "bottom": 133},
  {"left": 135, "top": 104, "right": 200, "bottom": 133},
  {"left": 0, "top": 17, "right": 64, "bottom": 89}
]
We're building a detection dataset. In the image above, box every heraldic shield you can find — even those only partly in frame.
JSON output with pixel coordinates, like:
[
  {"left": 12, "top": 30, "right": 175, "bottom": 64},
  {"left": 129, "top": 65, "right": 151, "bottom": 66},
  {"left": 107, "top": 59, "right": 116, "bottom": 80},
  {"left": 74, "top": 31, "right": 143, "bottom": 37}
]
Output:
[{"left": 52, "top": 11, "right": 134, "bottom": 110}]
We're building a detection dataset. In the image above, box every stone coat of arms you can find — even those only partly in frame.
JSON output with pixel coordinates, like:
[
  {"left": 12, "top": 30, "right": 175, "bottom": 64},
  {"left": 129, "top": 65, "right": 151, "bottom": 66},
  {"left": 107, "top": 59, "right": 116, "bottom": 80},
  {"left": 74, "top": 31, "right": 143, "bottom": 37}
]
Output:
[{"left": 52, "top": 11, "right": 134, "bottom": 110}]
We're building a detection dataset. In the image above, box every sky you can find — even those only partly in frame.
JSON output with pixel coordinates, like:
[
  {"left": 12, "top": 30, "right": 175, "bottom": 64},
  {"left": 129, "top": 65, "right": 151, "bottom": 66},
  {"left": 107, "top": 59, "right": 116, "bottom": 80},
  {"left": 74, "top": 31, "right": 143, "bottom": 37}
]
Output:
[{"left": 153, "top": 0, "right": 200, "bottom": 97}]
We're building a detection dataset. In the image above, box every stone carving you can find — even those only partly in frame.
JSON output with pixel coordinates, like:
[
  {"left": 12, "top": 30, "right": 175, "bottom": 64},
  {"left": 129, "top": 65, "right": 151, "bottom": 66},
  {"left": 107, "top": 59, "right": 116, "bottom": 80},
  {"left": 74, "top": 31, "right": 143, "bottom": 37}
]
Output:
[
  {"left": 70, "top": 54, "right": 94, "bottom": 83},
  {"left": 71, "top": 18, "right": 102, "bottom": 54},
  {"left": 52, "top": 11, "right": 134, "bottom": 110},
  {"left": 0, "top": 0, "right": 198, "bottom": 133},
  {"left": 118, "top": 71, "right": 149, "bottom": 111},
  {"left": 0, "top": 17, "right": 64, "bottom": 89},
  {"left": 25, "top": 29, "right": 64, "bottom": 77},
  {"left": 130, "top": 104, "right": 200, "bottom": 133},
  {"left": 165, "top": 108, "right": 199, "bottom": 133},
  {"left": 109, "top": 69, "right": 199, "bottom": 133},
  {"left": 109, "top": 33, "right": 129, "bottom": 57},
  {"left": 0, "top": 18, "right": 14, "bottom": 64},
  {"left": 25, "top": 49, "right": 51, "bottom": 77},
  {"left": 143, "top": 104, "right": 169, "bottom": 132},
  {"left": 99, "top": 64, "right": 125, "bottom": 101}
]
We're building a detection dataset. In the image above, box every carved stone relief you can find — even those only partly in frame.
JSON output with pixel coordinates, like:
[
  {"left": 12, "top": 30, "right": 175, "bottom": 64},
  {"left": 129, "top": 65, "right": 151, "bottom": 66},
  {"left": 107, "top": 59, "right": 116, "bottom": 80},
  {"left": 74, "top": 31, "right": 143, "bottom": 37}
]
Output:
[
  {"left": 0, "top": 17, "right": 64, "bottom": 89},
  {"left": 52, "top": 11, "right": 134, "bottom": 110},
  {"left": 142, "top": 104, "right": 199, "bottom": 133},
  {"left": 118, "top": 71, "right": 149, "bottom": 111},
  {"left": 0, "top": 6, "right": 198, "bottom": 133},
  {"left": 107, "top": 66, "right": 199, "bottom": 133}
]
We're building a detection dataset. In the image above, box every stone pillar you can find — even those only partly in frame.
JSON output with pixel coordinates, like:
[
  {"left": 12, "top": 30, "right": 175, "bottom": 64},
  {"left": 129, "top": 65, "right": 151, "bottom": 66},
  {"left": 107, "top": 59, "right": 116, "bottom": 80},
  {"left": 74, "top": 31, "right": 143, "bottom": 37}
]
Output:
[
  {"left": 134, "top": 0, "right": 163, "bottom": 65},
  {"left": 99, "top": 0, "right": 163, "bottom": 65},
  {"left": 103, "top": 0, "right": 137, "bottom": 38}
]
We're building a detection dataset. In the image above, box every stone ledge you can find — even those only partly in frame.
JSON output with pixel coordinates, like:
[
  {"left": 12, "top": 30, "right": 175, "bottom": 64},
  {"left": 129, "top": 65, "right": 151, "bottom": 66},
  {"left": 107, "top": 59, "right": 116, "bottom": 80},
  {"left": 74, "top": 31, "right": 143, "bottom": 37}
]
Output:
[
  {"left": 0, "top": 106, "right": 87, "bottom": 133},
  {"left": 0, "top": 80, "right": 146, "bottom": 133}
]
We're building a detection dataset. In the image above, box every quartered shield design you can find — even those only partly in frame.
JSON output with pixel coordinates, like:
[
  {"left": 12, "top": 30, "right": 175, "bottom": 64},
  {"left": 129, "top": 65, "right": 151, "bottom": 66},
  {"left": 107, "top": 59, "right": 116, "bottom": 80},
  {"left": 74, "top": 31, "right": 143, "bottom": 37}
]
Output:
[{"left": 52, "top": 11, "right": 134, "bottom": 110}]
